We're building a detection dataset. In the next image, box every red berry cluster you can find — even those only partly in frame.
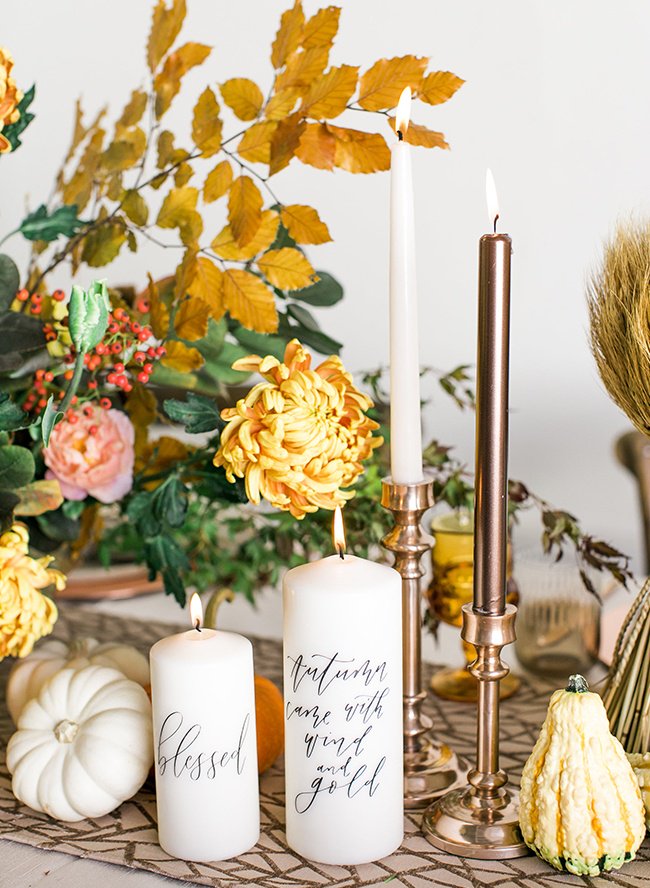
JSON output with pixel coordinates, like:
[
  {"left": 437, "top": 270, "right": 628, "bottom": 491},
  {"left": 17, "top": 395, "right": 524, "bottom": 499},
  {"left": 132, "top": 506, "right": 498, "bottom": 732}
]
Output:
[{"left": 16, "top": 288, "right": 65, "bottom": 316}]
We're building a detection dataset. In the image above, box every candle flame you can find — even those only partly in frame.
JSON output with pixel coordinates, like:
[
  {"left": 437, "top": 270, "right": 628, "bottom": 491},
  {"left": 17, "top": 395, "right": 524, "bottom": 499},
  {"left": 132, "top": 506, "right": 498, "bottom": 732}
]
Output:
[
  {"left": 189, "top": 592, "right": 203, "bottom": 631},
  {"left": 486, "top": 168, "right": 499, "bottom": 232},
  {"left": 395, "top": 87, "right": 412, "bottom": 137},
  {"left": 333, "top": 506, "right": 346, "bottom": 558}
]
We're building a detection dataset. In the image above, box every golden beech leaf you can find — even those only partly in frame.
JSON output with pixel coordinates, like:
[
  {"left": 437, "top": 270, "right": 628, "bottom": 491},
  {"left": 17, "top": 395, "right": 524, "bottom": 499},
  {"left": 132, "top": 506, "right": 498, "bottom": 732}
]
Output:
[
  {"left": 126, "top": 385, "right": 158, "bottom": 430},
  {"left": 281, "top": 204, "right": 331, "bottom": 245},
  {"left": 157, "top": 130, "right": 175, "bottom": 168},
  {"left": 418, "top": 70, "right": 465, "bottom": 106},
  {"left": 174, "top": 161, "right": 194, "bottom": 186},
  {"left": 174, "top": 295, "right": 211, "bottom": 340},
  {"left": 147, "top": 0, "right": 186, "bottom": 72},
  {"left": 389, "top": 117, "right": 449, "bottom": 149},
  {"left": 161, "top": 340, "right": 205, "bottom": 372},
  {"left": 295, "top": 122, "right": 336, "bottom": 170},
  {"left": 271, "top": 1, "right": 304, "bottom": 69},
  {"left": 327, "top": 124, "right": 390, "bottom": 173},
  {"left": 116, "top": 90, "right": 148, "bottom": 130},
  {"left": 203, "top": 160, "right": 233, "bottom": 203},
  {"left": 270, "top": 114, "right": 306, "bottom": 175},
  {"left": 187, "top": 257, "right": 224, "bottom": 320},
  {"left": 122, "top": 189, "right": 149, "bottom": 226},
  {"left": 173, "top": 249, "right": 198, "bottom": 300},
  {"left": 102, "top": 127, "right": 147, "bottom": 172},
  {"left": 265, "top": 87, "right": 301, "bottom": 120},
  {"left": 223, "top": 269, "right": 278, "bottom": 333},
  {"left": 257, "top": 247, "right": 317, "bottom": 290},
  {"left": 357, "top": 55, "right": 429, "bottom": 111},
  {"left": 81, "top": 221, "right": 127, "bottom": 267},
  {"left": 147, "top": 274, "right": 171, "bottom": 339},
  {"left": 301, "top": 65, "right": 358, "bottom": 119},
  {"left": 220, "top": 78, "right": 264, "bottom": 122},
  {"left": 154, "top": 42, "right": 211, "bottom": 117},
  {"left": 106, "top": 174, "right": 124, "bottom": 202},
  {"left": 276, "top": 46, "right": 329, "bottom": 92},
  {"left": 157, "top": 187, "right": 203, "bottom": 246},
  {"left": 211, "top": 210, "right": 279, "bottom": 261},
  {"left": 192, "top": 87, "right": 223, "bottom": 157},
  {"left": 228, "top": 175, "right": 263, "bottom": 247},
  {"left": 237, "top": 121, "right": 278, "bottom": 164},
  {"left": 62, "top": 128, "right": 105, "bottom": 211},
  {"left": 301, "top": 6, "right": 340, "bottom": 49}
]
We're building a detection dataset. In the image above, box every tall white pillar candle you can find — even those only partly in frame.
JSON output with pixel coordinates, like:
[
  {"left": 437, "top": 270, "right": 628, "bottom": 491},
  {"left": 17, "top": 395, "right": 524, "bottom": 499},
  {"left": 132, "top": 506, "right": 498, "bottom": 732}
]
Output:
[
  {"left": 390, "top": 86, "right": 423, "bottom": 484},
  {"left": 150, "top": 594, "right": 259, "bottom": 861},
  {"left": 283, "top": 509, "right": 404, "bottom": 864}
]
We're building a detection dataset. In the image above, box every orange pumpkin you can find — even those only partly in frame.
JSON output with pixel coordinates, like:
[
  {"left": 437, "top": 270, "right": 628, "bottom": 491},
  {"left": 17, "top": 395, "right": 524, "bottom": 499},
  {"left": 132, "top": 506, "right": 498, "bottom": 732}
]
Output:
[{"left": 255, "top": 674, "right": 284, "bottom": 773}]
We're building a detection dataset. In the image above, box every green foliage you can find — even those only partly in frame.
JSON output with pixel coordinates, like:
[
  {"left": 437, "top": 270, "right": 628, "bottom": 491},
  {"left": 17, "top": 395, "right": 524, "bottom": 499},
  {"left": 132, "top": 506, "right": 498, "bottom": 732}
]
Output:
[
  {"left": 0, "top": 255, "right": 19, "bottom": 311},
  {"left": 0, "top": 393, "right": 28, "bottom": 431},
  {"left": 0, "top": 312, "right": 45, "bottom": 373},
  {"left": 163, "top": 393, "right": 224, "bottom": 434},
  {"left": 0, "top": 445, "right": 35, "bottom": 489},
  {"left": 20, "top": 204, "right": 83, "bottom": 242},
  {"left": 1, "top": 84, "right": 35, "bottom": 153}
]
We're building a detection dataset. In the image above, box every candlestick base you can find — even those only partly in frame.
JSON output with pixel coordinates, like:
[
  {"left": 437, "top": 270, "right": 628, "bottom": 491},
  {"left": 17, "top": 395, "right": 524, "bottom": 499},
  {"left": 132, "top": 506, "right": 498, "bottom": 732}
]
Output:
[
  {"left": 422, "top": 603, "right": 528, "bottom": 858},
  {"left": 381, "top": 476, "right": 468, "bottom": 810}
]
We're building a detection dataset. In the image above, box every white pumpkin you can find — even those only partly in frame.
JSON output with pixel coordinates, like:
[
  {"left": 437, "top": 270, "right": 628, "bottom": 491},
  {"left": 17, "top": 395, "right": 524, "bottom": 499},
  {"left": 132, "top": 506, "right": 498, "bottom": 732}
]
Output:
[
  {"left": 7, "top": 665, "right": 153, "bottom": 822},
  {"left": 6, "top": 637, "right": 150, "bottom": 723}
]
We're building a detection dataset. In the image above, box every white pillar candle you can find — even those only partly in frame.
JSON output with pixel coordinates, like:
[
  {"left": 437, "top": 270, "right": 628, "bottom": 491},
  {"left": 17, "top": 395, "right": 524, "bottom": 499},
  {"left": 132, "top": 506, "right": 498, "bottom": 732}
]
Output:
[
  {"left": 283, "top": 508, "right": 404, "bottom": 864},
  {"left": 150, "top": 594, "right": 259, "bottom": 861},
  {"left": 390, "top": 86, "right": 423, "bottom": 484}
]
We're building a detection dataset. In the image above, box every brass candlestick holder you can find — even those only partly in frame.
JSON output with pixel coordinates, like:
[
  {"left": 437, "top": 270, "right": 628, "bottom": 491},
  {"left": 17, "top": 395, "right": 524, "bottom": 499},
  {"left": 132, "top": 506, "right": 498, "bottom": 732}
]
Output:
[{"left": 381, "top": 475, "right": 467, "bottom": 809}]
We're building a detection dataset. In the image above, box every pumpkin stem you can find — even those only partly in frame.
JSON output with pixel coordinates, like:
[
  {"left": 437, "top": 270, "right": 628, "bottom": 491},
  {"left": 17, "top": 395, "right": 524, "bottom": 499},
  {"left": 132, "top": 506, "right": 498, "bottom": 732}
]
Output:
[
  {"left": 566, "top": 674, "right": 590, "bottom": 693},
  {"left": 204, "top": 588, "right": 235, "bottom": 629}
]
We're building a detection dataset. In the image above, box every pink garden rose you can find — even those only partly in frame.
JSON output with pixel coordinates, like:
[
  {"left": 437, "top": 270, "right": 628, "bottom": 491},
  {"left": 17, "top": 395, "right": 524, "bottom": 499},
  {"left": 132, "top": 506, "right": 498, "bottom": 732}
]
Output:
[{"left": 43, "top": 406, "right": 135, "bottom": 503}]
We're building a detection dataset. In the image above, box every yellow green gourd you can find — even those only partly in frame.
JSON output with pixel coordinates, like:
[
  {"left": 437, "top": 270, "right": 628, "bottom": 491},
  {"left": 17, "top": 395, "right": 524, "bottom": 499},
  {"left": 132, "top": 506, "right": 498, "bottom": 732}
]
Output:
[{"left": 519, "top": 674, "right": 646, "bottom": 876}]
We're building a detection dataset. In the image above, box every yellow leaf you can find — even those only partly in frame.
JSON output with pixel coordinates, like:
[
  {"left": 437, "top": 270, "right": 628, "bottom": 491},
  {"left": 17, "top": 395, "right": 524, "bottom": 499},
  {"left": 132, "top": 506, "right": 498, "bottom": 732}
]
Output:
[
  {"left": 187, "top": 257, "right": 224, "bottom": 321},
  {"left": 174, "top": 295, "right": 211, "bottom": 340},
  {"left": 174, "top": 161, "right": 194, "bottom": 186},
  {"left": 301, "top": 65, "right": 358, "bottom": 119},
  {"left": 271, "top": 1, "right": 304, "bottom": 69},
  {"left": 192, "top": 86, "right": 222, "bottom": 157},
  {"left": 157, "top": 130, "right": 185, "bottom": 168},
  {"left": 223, "top": 269, "right": 278, "bottom": 333},
  {"left": 106, "top": 174, "right": 124, "bottom": 201},
  {"left": 269, "top": 114, "right": 306, "bottom": 175},
  {"left": 301, "top": 6, "right": 340, "bottom": 49},
  {"left": 357, "top": 55, "right": 429, "bottom": 111},
  {"left": 281, "top": 204, "right": 331, "bottom": 245},
  {"left": 389, "top": 117, "right": 449, "bottom": 149},
  {"left": 161, "top": 340, "right": 204, "bottom": 372},
  {"left": 203, "top": 160, "right": 233, "bottom": 203},
  {"left": 220, "top": 78, "right": 264, "bottom": 122},
  {"left": 81, "top": 221, "right": 127, "bottom": 267},
  {"left": 295, "top": 122, "right": 336, "bottom": 170},
  {"left": 102, "top": 127, "right": 147, "bottom": 172},
  {"left": 154, "top": 42, "right": 212, "bottom": 117},
  {"left": 14, "top": 480, "right": 63, "bottom": 517},
  {"left": 173, "top": 249, "right": 198, "bottom": 301},
  {"left": 237, "top": 121, "right": 278, "bottom": 164},
  {"left": 211, "top": 210, "right": 279, "bottom": 261},
  {"left": 157, "top": 186, "right": 203, "bottom": 245},
  {"left": 276, "top": 46, "right": 329, "bottom": 91},
  {"left": 62, "top": 128, "right": 105, "bottom": 211},
  {"left": 147, "top": 0, "right": 186, "bottom": 72},
  {"left": 147, "top": 274, "right": 171, "bottom": 339},
  {"left": 116, "top": 90, "right": 148, "bottom": 130},
  {"left": 257, "top": 247, "right": 317, "bottom": 291},
  {"left": 122, "top": 189, "right": 149, "bottom": 226},
  {"left": 327, "top": 124, "right": 390, "bottom": 173},
  {"left": 228, "top": 175, "right": 263, "bottom": 247},
  {"left": 265, "top": 87, "right": 301, "bottom": 120},
  {"left": 126, "top": 385, "right": 158, "bottom": 430},
  {"left": 418, "top": 71, "right": 465, "bottom": 106}
]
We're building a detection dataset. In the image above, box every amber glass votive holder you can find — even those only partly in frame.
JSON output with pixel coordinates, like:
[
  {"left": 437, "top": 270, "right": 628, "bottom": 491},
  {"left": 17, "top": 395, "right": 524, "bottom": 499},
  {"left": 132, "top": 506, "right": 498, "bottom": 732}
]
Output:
[{"left": 426, "top": 510, "right": 520, "bottom": 703}]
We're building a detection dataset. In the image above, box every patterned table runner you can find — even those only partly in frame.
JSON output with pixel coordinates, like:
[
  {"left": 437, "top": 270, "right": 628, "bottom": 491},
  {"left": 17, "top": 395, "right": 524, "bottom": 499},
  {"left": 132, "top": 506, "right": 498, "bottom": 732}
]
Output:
[{"left": 1, "top": 605, "right": 649, "bottom": 887}]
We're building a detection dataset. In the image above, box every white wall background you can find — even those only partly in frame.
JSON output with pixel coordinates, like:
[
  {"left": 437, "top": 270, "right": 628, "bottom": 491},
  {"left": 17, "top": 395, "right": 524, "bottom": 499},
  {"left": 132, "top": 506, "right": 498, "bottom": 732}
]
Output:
[{"left": 4, "top": 0, "right": 649, "bottom": 597}]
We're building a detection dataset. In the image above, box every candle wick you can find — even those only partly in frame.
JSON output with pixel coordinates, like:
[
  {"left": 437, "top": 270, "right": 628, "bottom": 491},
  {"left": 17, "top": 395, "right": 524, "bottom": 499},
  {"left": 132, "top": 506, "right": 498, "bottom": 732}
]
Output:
[
  {"left": 493, "top": 213, "right": 499, "bottom": 234},
  {"left": 397, "top": 129, "right": 404, "bottom": 142},
  {"left": 195, "top": 620, "right": 202, "bottom": 632},
  {"left": 337, "top": 545, "right": 345, "bottom": 560}
]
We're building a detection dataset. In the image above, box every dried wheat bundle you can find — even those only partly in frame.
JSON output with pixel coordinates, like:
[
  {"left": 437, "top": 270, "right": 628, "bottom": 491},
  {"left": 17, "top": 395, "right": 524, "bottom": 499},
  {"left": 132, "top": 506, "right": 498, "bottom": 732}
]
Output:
[
  {"left": 588, "top": 220, "right": 650, "bottom": 435},
  {"left": 602, "top": 576, "right": 650, "bottom": 752}
]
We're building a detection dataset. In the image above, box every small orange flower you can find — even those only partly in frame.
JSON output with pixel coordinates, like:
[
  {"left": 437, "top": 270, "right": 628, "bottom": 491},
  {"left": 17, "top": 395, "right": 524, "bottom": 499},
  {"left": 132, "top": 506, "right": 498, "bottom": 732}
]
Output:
[
  {"left": 0, "top": 48, "right": 22, "bottom": 154},
  {"left": 215, "top": 340, "right": 382, "bottom": 519}
]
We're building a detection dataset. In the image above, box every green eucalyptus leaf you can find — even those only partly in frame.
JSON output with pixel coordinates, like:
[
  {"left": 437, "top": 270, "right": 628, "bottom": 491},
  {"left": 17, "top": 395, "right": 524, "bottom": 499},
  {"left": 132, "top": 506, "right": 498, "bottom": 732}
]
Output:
[
  {"left": 41, "top": 396, "right": 63, "bottom": 447},
  {"left": 0, "top": 393, "right": 29, "bottom": 431},
  {"left": 35, "top": 508, "right": 80, "bottom": 542},
  {"left": 287, "top": 323, "right": 342, "bottom": 355},
  {"left": 68, "top": 279, "right": 110, "bottom": 352},
  {"left": 20, "top": 203, "right": 82, "bottom": 242},
  {"left": 163, "top": 393, "right": 224, "bottom": 435},
  {"left": 231, "top": 325, "right": 287, "bottom": 360},
  {"left": 0, "top": 445, "right": 35, "bottom": 489},
  {"left": 0, "top": 311, "right": 46, "bottom": 358},
  {"left": 200, "top": 341, "right": 250, "bottom": 385},
  {"left": 287, "top": 302, "right": 321, "bottom": 332},
  {"left": 0, "top": 254, "right": 20, "bottom": 311},
  {"left": 294, "top": 271, "right": 343, "bottom": 307}
]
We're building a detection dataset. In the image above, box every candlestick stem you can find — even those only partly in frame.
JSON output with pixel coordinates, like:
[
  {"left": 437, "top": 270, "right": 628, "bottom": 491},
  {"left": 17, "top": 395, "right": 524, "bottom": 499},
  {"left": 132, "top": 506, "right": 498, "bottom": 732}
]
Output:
[{"left": 381, "top": 476, "right": 466, "bottom": 809}]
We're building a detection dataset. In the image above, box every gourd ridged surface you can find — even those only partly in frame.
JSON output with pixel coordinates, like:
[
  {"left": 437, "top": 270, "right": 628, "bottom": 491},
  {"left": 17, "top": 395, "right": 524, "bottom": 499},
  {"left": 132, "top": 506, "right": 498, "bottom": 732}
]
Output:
[
  {"left": 628, "top": 753, "right": 650, "bottom": 828},
  {"left": 519, "top": 686, "right": 646, "bottom": 876}
]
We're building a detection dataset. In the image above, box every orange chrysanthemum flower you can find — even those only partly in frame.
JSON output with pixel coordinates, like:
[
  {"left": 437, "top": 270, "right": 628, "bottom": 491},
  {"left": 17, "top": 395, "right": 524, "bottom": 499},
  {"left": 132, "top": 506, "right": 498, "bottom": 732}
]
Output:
[
  {"left": 0, "top": 524, "right": 64, "bottom": 660},
  {"left": 0, "top": 48, "right": 22, "bottom": 154},
  {"left": 214, "top": 340, "right": 382, "bottom": 519}
]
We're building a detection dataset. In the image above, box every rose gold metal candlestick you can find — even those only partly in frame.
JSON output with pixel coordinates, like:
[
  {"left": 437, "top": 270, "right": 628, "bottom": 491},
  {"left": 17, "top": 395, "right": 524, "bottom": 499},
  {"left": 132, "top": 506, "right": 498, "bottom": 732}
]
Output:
[{"left": 382, "top": 475, "right": 467, "bottom": 809}]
